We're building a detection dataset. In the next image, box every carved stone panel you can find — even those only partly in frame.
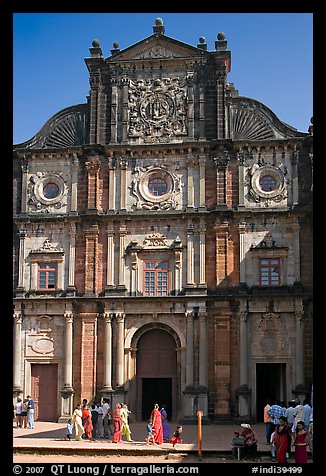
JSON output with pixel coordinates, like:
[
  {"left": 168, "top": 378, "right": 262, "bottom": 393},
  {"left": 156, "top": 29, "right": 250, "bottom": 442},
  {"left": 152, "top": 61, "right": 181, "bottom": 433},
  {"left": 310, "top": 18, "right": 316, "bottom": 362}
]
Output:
[{"left": 128, "top": 78, "right": 187, "bottom": 143}]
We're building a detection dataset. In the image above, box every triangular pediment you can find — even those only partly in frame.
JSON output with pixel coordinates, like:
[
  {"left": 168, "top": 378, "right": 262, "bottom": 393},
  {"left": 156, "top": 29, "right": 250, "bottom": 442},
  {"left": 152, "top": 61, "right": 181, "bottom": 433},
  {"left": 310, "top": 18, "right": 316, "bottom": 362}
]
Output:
[{"left": 107, "top": 34, "right": 208, "bottom": 62}]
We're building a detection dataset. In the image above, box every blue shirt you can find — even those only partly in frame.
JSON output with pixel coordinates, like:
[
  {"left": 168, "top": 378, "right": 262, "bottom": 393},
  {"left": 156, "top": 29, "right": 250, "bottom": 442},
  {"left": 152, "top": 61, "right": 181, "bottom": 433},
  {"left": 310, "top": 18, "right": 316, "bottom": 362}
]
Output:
[{"left": 28, "top": 399, "right": 35, "bottom": 410}]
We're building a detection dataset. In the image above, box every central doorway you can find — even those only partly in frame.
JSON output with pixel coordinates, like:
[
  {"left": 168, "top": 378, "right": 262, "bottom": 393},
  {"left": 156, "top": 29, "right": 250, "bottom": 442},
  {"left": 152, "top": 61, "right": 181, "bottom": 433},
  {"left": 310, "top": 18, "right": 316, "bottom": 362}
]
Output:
[{"left": 136, "top": 328, "right": 177, "bottom": 421}]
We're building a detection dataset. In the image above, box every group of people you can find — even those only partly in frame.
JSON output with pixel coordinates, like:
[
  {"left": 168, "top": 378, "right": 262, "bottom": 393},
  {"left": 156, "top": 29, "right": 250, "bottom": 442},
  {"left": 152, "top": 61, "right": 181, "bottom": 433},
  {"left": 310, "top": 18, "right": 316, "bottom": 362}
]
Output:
[
  {"left": 68, "top": 400, "right": 182, "bottom": 448},
  {"left": 231, "top": 397, "right": 313, "bottom": 463},
  {"left": 69, "top": 399, "right": 132, "bottom": 442},
  {"left": 13, "top": 395, "right": 35, "bottom": 430},
  {"left": 264, "top": 398, "right": 313, "bottom": 464},
  {"left": 145, "top": 403, "right": 183, "bottom": 448}
]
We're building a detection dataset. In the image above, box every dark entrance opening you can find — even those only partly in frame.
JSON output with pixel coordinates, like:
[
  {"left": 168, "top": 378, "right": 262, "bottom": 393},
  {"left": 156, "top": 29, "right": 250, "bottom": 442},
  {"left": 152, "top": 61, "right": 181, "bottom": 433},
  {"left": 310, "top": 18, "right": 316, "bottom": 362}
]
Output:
[
  {"left": 142, "top": 378, "right": 172, "bottom": 421},
  {"left": 256, "top": 363, "right": 286, "bottom": 422}
]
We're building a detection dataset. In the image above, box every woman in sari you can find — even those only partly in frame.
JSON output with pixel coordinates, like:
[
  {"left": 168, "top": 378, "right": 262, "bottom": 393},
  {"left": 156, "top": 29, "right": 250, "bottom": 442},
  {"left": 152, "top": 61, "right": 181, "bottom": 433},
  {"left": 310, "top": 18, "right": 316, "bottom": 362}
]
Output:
[
  {"left": 121, "top": 404, "right": 132, "bottom": 442},
  {"left": 112, "top": 404, "right": 122, "bottom": 443},
  {"left": 150, "top": 403, "right": 163, "bottom": 444},
  {"left": 275, "top": 416, "right": 292, "bottom": 463},
  {"left": 292, "top": 420, "right": 311, "bottom": 463},
  {"left": 160, "top": 404, "right": 170, "bottom": 441},
  {"left": 82, "top": 405, "right": 93, "bottom": 440},
  {"left": 72, "top": 403, "right": 85, "bottom": 441}
]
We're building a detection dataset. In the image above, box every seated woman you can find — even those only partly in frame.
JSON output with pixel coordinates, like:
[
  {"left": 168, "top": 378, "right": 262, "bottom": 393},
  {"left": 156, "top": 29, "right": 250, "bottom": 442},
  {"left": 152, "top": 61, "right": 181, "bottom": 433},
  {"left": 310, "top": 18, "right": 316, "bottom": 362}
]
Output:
[{"left": 240, "top": 423, "right": 259, "bottom": 461}]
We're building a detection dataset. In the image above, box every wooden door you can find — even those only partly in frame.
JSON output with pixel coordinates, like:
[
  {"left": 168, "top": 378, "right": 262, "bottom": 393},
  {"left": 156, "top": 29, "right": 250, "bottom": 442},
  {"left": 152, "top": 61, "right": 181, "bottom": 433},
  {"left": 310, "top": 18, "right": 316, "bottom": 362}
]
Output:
[
  {"left": 136, "top": 329, "right": 176, "bottom": 421},
  {"left": 31, "top": 364, "right": 58, "bottom": 421}
]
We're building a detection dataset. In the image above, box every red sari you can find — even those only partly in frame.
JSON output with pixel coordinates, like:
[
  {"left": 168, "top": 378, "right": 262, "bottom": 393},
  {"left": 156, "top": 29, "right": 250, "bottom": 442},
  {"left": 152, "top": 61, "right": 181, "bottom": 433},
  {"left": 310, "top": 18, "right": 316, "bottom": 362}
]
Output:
[
  {"left": 151, "top": 407, "right": 163, "bottom": 444},
  {"left": 82, "top": 408, "right": 93, "bottom": 440},
  {"left": 112, "top": 404, "right": 122, "bottom": 443},
  {"left": 275, "top": 424, "right": 292, "bottom": 463}
]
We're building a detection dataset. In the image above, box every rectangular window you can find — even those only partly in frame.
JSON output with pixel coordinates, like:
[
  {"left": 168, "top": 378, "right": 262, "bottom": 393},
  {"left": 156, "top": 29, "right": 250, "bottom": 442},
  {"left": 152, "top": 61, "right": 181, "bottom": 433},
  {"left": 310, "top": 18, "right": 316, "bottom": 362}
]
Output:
[
  {"left": 259, "top": 258, "right": 281, "bottom": 286},
  {"left": 38, "top": 263, "right": 57, "bottom": 290},
  {"left": 144, "top": 261, "right": 169, "bottom": 296}
]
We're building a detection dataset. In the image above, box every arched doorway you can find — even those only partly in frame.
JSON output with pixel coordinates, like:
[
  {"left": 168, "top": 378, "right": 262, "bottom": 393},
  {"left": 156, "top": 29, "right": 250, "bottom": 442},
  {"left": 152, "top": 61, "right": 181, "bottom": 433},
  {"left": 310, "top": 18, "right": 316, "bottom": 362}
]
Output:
[{"left": 136, "top": 328, "right": 177, "bottom": 421}]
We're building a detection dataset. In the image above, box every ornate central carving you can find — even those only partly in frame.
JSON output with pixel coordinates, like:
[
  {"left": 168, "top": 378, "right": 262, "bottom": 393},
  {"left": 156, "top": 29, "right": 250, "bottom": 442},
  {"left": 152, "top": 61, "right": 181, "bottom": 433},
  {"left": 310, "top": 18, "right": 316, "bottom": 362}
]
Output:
[{"left": 128, "top": 78, "right": 187, "bottom": 143}]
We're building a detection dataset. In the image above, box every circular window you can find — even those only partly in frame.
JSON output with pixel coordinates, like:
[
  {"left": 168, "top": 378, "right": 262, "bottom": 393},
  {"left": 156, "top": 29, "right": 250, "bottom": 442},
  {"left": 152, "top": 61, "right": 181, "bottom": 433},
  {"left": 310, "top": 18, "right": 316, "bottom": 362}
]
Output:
[
  {"left": 259, "top": 175, "right": 277, "bottom": 192},
  {"left": 148, "top": 178, "right": 168, "bottom": 196},
  {"left": 34, "top": 174, "right": 65, "bottom": 205},
  {"left": 138, "top": 168, "right": 174, "bottom": 204},
  {"left": 43, "top": 182, "right": 60, "bottom": 199},
  {"left": 251, "top": 166, "right": 285, "bottom": 200}
]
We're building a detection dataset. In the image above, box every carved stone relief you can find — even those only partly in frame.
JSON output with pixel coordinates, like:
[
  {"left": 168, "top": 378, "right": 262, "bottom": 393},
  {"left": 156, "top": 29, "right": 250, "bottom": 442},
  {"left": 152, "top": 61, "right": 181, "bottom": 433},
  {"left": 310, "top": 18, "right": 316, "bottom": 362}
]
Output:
[
  {"left": 128, "top": 78, "right": 187, "bottom": 143},
  {"left": 130, "top": 165, "right": 181, "bottom": 210},
  {"left": 27, "top": 172, "right": 68, "bottom": 213},
  {"left": 245, "top": 164, "right": 287, "bottom": 205}
]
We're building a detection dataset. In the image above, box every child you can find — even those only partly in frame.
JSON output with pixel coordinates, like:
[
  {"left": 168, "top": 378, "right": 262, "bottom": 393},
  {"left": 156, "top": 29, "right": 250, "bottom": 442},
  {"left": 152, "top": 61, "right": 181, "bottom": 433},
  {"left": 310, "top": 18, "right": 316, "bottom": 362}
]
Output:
[
  {"left": 66, "top": 418, "right": 74, "bottom": 440},
  {"left": 146, "top": 419, "right": 155, "bottom": 445},
  {"left": 270, "top": 430, "right": 276, "bottom": 462},
  {"left": 170, "top": 425, "right": 183, "bottom": 448}
]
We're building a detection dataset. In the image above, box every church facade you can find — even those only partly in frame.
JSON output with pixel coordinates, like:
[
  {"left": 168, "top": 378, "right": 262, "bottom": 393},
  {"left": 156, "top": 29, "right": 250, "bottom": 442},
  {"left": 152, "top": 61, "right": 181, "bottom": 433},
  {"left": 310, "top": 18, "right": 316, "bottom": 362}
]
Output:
[{"left": 13, "top": 19, "right": 313, "bottom": 423}]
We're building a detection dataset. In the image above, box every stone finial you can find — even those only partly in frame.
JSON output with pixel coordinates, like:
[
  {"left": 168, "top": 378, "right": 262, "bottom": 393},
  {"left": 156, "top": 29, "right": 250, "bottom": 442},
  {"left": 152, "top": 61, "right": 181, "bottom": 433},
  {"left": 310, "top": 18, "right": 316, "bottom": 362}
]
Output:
[
  {"left": 90, "top": 39, "right": 103, "bottom": 58},
  {"left": 153, "top": 17, "right": 165, "bottom": 35},
  {"left": 308, "top": 116, "right": 313, "bottom": 135},
  {"left": 111, "top": 41, "right": 120, "bottom": 56},
  {"left": 215, "top": 32, "right": 227, "bottom": 51},
  {"left": 197, "top": 36, "right": 207, "bottom": 50}
]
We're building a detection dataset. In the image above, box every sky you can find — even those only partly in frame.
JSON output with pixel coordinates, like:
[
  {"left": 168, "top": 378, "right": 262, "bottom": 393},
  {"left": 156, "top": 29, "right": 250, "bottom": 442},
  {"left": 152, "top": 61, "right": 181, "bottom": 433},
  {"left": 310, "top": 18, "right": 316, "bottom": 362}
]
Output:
[{"left": 13, "top": 12, "right": 313, "bottom": 144}]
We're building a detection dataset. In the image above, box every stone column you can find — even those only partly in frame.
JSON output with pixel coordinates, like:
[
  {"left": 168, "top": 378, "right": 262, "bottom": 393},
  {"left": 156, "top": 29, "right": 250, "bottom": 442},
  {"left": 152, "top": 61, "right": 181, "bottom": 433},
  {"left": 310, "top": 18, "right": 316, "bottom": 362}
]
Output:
[
  {"left": 214, "top": 154, "right": 229, "bottom": 207},
  {"left": 84, "top": 224, "right": 99, "bottom": 296},
  {"left": 120, "top": 158, "right": 127, "bottom": 211},
  {"left": 106, "top": 226, "right": 115, "bottom": 288},
  {"left": 108, "top": 157, "right": 117, "bottom": 211},
  {"left": 63, "top": 309, "right": 74, "bottom": 391},
  {"left": 216, "top": 72, "right": 226, "bottom": 139},
  {"left": 21, "top": 160, "right": 29, "bottom": 213},
  {"left": 186, "top": 221, "right": 194, "bottom": 285},
  {"left": 110, "top": 77, "right": 118, "bottom": 143},
  {"left": 117, "top": 224, "right": 127, "bottom": 291},
  {"left": 89, "top": 75, "right": 99, "bottom": 144},
  {"left": 13, "top": 310, "right": 23, "bottom": 393},
  {"left": 237, "top": 150, "right": 245, "bottom": 207},
  {"left": 116, "top": 313, "right": 125, "bottom": 387},
  {"left": 295, "top": 311, "right": 304, "bottom": 386},
  {"left": 85, "top": 158, "right": 101, "bottom": 211},
  {"left": 293, "top": 220, "right": 301, "bottom": 282},
  {"left": 16, "top": 225, "right": 27, "bottom": 293},
  {"left": 70, "top": 154, "right": 79, "bottom": 213},
  {"left": 59, "top": 308, "right": 75, "bottom": 421},
  {"left": 185, "top": 311, "right": 194, "bottom": 387},
  {"left": 198, "top": 155, "right": 206, "bottom": 209},
  {"left": 239, "top": 222, "right": 246, "bottom": 283},
  {"left": 198, "top": 311, "right": 207, "bottom": 387},
  {"left": 173, "top": 237, "right": 182, "bottom": 295},
  {"left": 186, "top": 73, "right": 194, "bottom": 139},
  {"left": 199, "top": 218, "right": 206, "bottom": 285},
  {"left": 102, "top": 312, "right": 113, "bottom": 391},
  {"left": 121, "top": 76, "right": 129, "bottom": 143},
  {"left": 215, "top": 222, "right": 229, "bottom": 286},
  {"left": 237, "top": 307, "right": 251, "bottom": 418},
  {"left": 130, "top": 249, "right": 138, "bottom": 296},
  {"left": 187, "top": 155, "right": 194, "bottom": 209},
  {"left": 291, "top": 146, "right": 299, "bottom": 205},
  {"left": 66, "top": 222, "right": 76, "bottom": 295},
  {"left": 199, "top": 83, "right": 205, "bottom": 140}
]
